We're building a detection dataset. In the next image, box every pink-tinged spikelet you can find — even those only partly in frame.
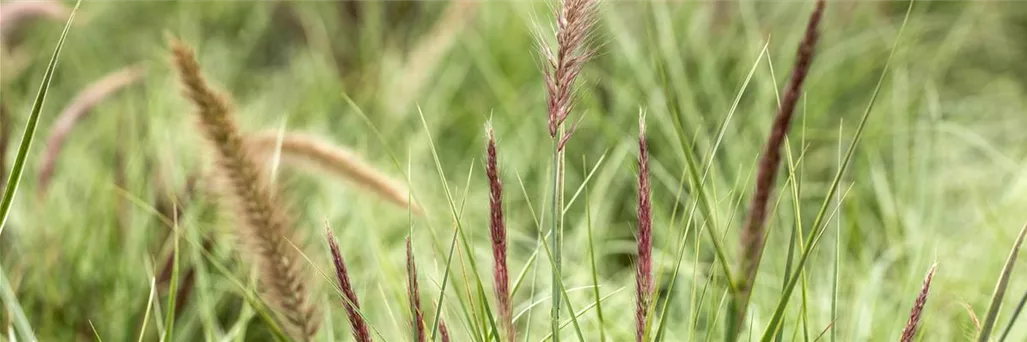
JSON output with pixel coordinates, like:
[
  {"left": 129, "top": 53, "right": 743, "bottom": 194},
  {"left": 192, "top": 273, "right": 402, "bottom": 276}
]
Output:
[
  {"left": 900, "top": 264, "right": 937, "bottom": 342},
  {"left": 542, "top": 0, "right": 599, "bottom": 150},
  {"left": 486, "top": 125, "right": 515, "bottom": 341},
  {"left": 635, "top": 114, "right": 653, "bottom": 342},
  {"left": 326, "top": 223, "right": 372, "bottom": 342}
]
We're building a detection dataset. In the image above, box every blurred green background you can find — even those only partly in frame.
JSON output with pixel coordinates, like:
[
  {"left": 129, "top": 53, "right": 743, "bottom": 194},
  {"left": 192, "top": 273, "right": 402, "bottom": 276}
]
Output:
[{"left": 1, "top": 0, "right": 1026, "bottom": 341}]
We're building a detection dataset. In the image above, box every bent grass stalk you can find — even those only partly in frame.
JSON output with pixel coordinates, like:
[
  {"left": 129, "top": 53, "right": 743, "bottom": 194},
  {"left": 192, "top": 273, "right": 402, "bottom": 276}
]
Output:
[{"left": 247, "top": 131, "right": 422, "bottom": 214}]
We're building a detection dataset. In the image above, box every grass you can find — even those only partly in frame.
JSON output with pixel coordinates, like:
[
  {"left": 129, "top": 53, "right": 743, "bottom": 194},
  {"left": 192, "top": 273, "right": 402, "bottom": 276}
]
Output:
[{"left": 2, "top": 0, "right": 1027, "bottom": 341}]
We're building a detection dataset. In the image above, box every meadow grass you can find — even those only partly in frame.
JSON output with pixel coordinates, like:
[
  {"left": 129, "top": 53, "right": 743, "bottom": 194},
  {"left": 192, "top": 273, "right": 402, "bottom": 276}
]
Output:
[{"left": 2, "top": 1, "right": 1027, "bottom": 341}]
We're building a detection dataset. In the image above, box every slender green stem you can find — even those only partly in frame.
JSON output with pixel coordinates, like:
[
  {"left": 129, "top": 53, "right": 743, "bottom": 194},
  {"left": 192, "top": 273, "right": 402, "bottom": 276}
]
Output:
[{"left": 550, "top": 138, "right": 562, "bottom": 342}]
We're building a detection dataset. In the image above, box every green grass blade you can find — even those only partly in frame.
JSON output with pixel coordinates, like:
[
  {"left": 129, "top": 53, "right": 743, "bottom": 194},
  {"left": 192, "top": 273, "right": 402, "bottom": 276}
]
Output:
[
  {"left": 977, "top": 223, "right": 1027, "bottom": 342},
  {"left": 759, "top": 2, "right": 916, "bottom": 340},
  {"left": 0, "top": 0, "right": 80, "bottom": 237},
  {"left": 999, "top": 287, "right": 1027, "bottom": 342},
  {"left": 0, "top": 264, "right": 36, "bottom": 341},
  {"left": 583, "top": 155, "right": 606, "bottom": 342}
]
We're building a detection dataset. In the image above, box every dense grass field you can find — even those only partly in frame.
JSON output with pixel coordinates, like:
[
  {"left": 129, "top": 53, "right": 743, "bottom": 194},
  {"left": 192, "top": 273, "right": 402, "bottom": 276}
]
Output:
[{"left": 2, "top": 0, "right": 1027, "bottom": 341}]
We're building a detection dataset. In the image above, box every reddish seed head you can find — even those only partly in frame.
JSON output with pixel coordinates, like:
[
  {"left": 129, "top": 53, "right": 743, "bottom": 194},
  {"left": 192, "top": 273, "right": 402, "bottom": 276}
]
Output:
[
  {"left": 542, "top": 0, "right": 599, "bottom": 150},
  {"left": 635, "top": 113, "right": 653, "bottom": 342},
  {"left": 486, "top": 126, "right": 515, "bottom": 341},
  {"left": 900, "top": 264, "right": 937, "bottom": 342},
  {"left": 326, "top": 223, "right": 372, "bottom": 342},
  {"left": 737, "top": 0, "right": 825, "bottom": 311}
]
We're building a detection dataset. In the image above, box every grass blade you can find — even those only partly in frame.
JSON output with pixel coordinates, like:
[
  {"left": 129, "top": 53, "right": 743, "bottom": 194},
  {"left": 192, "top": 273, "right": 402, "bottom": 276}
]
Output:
[
  {"left": 977, "top": 223, "right": 1027, "bottom": 342},
  {"left": 0, "top": 0, "right": 80, "bottom": 237}
]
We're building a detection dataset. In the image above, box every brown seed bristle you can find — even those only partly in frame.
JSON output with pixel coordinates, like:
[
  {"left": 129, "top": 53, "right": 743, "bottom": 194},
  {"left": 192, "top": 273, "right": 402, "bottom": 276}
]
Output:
[
  {"left": 406, "top": 237, "right": 425, "bottom": 342},
  {"left": 326, "top": 223, "right": 372, "bottom": 342},
  {"left": 635, "top": 113, "right": 653, "bottom": 342},
  {"left": 168, "top": 38, "right": 319, "bottom": 340},
  {"left": 486, "top": 125, "right": 514, "bottom": 341},
  {"left": 736, "top": 0, "right": 825, "bottom": 326},
  {"left": 541, "top": 0, "right": 599, "bottom": 150},
  {"left": 900, "top": 264, "right": 937, "bottom": 342}
]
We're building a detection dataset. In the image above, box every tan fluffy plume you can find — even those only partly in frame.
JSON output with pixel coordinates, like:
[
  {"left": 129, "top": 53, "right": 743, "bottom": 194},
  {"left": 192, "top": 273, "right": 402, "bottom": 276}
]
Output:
[{"left": 168, "top": 38, "right": 319, "bottom": 340}]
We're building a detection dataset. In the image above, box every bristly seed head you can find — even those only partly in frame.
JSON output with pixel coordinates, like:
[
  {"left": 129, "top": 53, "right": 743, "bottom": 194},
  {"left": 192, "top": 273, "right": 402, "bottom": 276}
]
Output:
[
  {"left": 900, "top": 264, "right": 937, "bottom": 342},
  {"left": 325, "top": 222, "right": 372, "bottom": 342},
  {"left": 169, "top": 37, "right": 319, "bottom": 340},
  {"left": 736, "top": 0, "right": 826, "bottom": 325},
  {"left": 542, "top": 0, "right": 599, "bottom": 150},
  {"left": 635, "top": 111, "right": 653, "bottom": 342},
  {"left": 486, "top": 125, "right": 515, "bottom": 341}
]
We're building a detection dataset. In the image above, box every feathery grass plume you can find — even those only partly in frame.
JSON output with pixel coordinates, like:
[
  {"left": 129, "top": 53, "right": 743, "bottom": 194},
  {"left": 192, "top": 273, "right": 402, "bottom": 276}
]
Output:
[
  {"left": 247, "top": 131, "right": 423, "bottom": 215},
  {"left": 977, "top": 222, "right": 1027, "bottom": 342},
  {"left": 168, "top": 38, "right": 319, "bottom": 340},
  {"left": 485, "top": 124, "right": 514, "bottom": 341},
  {"left": 542, "top": 0, "right": 599, "bottom": 150},
  {"left": 900, "top": 263, "right": 937, "bottom": 342},
  {"left": 733, "top": 0, "right": 825, "bottom": 334},
  {"left": 326, "top": 223, "right": 372, "bottom": 342},
  {"left": 635, "top": 112, "right": 652, "bottom": 342},
  {"left": 37, "top": 64, "right": 145, "bottom": 195},
  {"left": 406, "top": 237, "right": 425, "bottom": 342},
  {"left": 540, "top": 1, "right": 598, "bottom": 338}
]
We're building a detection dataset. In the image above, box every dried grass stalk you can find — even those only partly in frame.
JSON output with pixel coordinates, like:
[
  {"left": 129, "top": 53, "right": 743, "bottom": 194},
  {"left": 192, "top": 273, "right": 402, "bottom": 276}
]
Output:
[
  {"left": 37, "top": 65, "right": 145, "bottom": 195},
  {"left": 542, "top": 0, "right": 599, "bottom": 150},
  {"left": 326, "top": 223, "right": 373, "bottom": 342},
  {"left": 737, "top": 0, "right": 825, "bottom": 317},
  {"left": 900, "top": 264, "right": 937, "bottom": 342},
  {"left": 635, "top": 114, "right": 653, "bottom": 342},
  {"left": 168, "top": 38, "right": 318, "bottom": 340},
  {"left": 486, "top": 125, "right": 514, "bottom": 341},
  {"left": 247, "top": 131, "right": 422, "bottom": 215}
]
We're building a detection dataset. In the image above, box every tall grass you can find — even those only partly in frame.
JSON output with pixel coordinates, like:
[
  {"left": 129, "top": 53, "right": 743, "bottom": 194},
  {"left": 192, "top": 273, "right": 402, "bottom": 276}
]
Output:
[{"left": 2, "top": 1, "right": 1027, "bottom": 341}]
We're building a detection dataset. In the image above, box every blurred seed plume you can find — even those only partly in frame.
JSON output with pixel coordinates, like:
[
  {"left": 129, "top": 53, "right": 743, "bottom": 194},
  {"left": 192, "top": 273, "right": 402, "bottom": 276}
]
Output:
[
  {"left": 326, "top": 223, "right": 373, "bottom": 342},
  {"left": 900, "top": 264, "right": 937, "bottom": 342},
  {"left": 735, "top": 0, "right": 825, "bottom": 332},
  {"left": 38, "top": 64, "right": 146, "bottom": 196},
  {"left": 248, "top": 131, "right": 422, "bottom": 215},
  {"left": 486, "top": 124, "right": 514, "bottom": 341},
  {"left": 541, "top": 0, "right": 599, "bottom": 150},
  {"left": 168, "top": 38, "right": 319, "bottom": 340},
  {"left": 635, "top": 112, "right": 652, "bottom": 342}
]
